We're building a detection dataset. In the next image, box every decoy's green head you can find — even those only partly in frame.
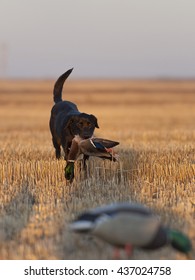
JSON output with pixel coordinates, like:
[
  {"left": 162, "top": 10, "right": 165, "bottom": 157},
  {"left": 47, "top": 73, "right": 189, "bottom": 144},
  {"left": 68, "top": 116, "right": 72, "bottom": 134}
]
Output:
[{"left": 168, "top": 229, "right": 192, "bottom": 256}]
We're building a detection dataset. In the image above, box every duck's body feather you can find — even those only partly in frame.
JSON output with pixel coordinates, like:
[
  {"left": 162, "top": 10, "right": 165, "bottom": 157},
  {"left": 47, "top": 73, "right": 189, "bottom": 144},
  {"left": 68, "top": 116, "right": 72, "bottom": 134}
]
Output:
[{"left": 68, "top": 136, "right": 119, "bottom": 161}]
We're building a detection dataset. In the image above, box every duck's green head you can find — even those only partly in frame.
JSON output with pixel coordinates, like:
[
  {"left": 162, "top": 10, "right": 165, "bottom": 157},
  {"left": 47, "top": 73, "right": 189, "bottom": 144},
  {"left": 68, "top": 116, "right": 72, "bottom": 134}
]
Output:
[{"left": 168, "top": 229, "right": 192, "bottom": 256}]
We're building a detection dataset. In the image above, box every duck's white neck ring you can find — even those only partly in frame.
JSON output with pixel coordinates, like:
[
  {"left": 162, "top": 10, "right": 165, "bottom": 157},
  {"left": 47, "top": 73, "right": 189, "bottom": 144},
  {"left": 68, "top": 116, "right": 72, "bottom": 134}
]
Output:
[{"left": 89, "top": 138, "right": 96, "bottom": 148}]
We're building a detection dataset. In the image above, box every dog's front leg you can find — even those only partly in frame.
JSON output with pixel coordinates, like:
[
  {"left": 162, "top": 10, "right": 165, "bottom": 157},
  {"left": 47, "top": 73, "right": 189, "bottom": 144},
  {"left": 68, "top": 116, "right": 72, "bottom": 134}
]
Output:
[
  {"left": 83, "top": 155, "right": 89, "bottom": 169},
  {"left": 61, "top": 137, "right": 70, "bottom": 161},
  {"left": 52, "top": 137, "right": 61, "bottom": 159}
]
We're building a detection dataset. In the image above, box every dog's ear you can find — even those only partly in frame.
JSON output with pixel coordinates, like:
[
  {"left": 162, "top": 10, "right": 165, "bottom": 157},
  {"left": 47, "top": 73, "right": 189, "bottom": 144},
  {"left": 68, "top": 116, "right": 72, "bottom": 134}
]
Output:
[
  {"left": 63, "top": 115, "right": 75, "bottom": 132},
  {"left": 90, "top": 114, "right": 99, "bottom": 128}
]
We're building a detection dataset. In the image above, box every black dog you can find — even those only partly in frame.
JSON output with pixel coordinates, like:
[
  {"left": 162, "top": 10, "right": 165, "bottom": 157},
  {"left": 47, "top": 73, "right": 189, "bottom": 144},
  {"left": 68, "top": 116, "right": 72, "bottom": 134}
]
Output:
[{"left": 49, "top": 68, "right": 99, "bottom": 179}]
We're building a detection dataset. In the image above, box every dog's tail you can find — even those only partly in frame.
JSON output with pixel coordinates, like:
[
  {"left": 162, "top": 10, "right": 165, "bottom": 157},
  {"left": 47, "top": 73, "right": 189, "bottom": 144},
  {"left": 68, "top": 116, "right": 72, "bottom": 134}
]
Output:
[{"left": 53, "top": 68, "right": 73, "bottom": 103}]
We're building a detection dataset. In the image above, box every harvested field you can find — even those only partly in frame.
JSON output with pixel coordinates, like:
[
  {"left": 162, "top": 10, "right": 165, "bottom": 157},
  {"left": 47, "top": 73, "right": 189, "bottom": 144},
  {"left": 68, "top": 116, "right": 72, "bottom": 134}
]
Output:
[{"left": 0, "top": 79, "right": 194, "bottom": 259}]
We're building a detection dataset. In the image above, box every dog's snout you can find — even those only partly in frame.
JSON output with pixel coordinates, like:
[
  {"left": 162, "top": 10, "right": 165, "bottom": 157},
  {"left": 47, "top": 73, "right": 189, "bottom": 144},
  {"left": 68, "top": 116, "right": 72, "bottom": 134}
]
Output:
[
  {"left": 83, "top": 135, "right": 92, "bottom": 139},
  {"left": 82, "top": 131, "right": 93, "bottom": 139}
]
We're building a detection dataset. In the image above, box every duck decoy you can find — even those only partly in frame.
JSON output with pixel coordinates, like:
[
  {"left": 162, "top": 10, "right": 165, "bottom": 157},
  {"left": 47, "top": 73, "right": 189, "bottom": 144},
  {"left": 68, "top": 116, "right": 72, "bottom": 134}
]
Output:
[{"left": 69, "top": 202, "right": 192, "bottom": 259}]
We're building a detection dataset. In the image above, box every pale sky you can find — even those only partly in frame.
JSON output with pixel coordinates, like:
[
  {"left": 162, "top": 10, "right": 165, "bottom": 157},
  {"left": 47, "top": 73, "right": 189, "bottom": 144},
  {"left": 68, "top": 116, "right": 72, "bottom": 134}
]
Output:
[{"left": 0, "top": 0, "right": 195, "bottom": 79}]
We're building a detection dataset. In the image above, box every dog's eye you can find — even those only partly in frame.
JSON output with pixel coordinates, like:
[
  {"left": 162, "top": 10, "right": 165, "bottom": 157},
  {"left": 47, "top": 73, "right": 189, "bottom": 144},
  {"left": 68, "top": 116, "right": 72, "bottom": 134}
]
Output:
[
  {"left": 79, "top": 121, "right": 83, "bottom": 127},
  {"left": 87, "top": 122, "right": 92, "bottom": 127}
]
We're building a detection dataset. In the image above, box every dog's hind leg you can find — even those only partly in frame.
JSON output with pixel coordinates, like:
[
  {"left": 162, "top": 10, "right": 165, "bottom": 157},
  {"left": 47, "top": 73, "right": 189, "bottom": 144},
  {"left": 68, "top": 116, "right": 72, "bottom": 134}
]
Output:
[{"left": 52, "top": 138, "right": 61, "bottom": 159}]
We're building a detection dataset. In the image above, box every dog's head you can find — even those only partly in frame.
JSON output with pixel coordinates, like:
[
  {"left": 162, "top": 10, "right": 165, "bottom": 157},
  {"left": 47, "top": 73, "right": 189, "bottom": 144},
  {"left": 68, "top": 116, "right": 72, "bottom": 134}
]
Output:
[{"left": 65, "top": 113, "right": 99, "bottom": 139}]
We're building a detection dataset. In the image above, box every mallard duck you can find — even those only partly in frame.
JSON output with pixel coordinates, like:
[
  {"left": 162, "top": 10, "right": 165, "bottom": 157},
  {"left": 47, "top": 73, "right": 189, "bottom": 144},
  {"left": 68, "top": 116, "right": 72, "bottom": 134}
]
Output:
[
  {"left": 68, "top": 136, "right": 119, "bottom": 161},
  {"left": 69, "top": 202, "right": 192, "bottom": 259},
  {"left": 65, "top": 136, "right": 119, "bottom": 181}
]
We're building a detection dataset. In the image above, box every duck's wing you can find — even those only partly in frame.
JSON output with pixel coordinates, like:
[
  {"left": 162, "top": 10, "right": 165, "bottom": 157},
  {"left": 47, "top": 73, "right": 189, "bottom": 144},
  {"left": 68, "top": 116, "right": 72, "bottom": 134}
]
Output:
[
  {"left": 92, "top": 138, "right": 119, "bottom": 148},
  {"left": 91, "top": 140, "right": 107, "bottom": 152},
  {"left": 90, "top": 139, "right": 119, "bottom": 161},
  {"left": 78, "top": 139, "right": 106, "bottom": 153},
  {"left": 79, "top": 139, "right": 118, "bottom": 161}
]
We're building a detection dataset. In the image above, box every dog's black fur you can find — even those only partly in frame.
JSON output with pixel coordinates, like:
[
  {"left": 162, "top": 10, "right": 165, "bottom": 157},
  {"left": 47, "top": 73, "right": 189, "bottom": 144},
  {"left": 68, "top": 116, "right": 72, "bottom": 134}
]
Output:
[{"left": 49, "top": 68, "right": 99, "bottom": 161}]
